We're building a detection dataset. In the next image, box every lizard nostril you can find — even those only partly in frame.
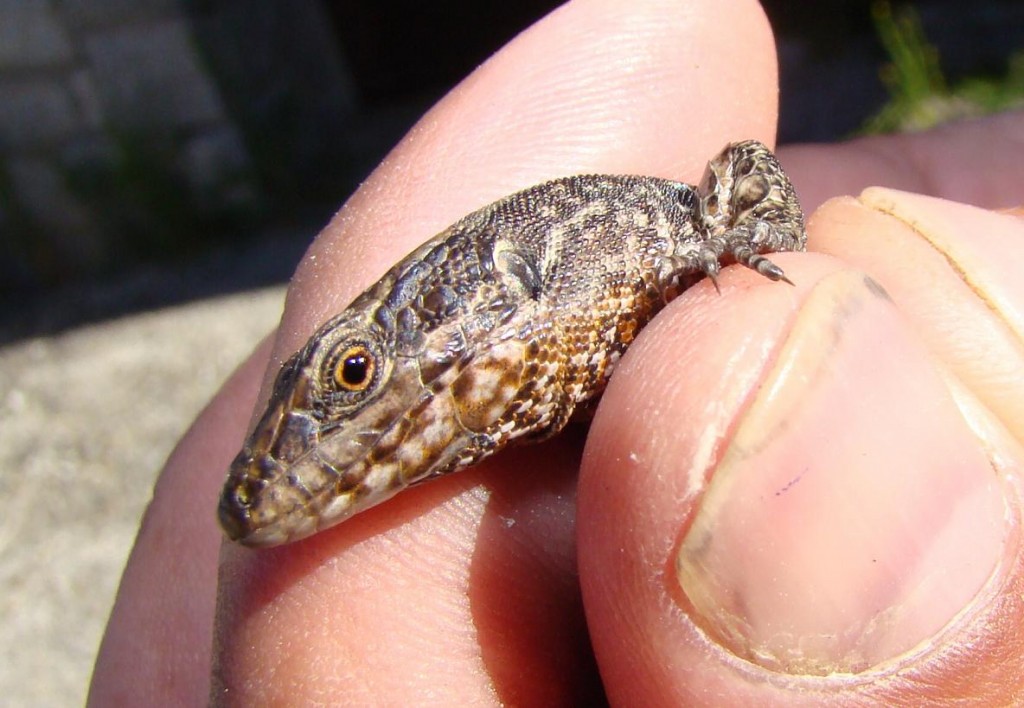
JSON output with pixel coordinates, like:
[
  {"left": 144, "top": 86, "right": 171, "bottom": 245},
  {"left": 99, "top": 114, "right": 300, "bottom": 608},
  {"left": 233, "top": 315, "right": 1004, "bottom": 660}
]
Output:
[{"left": 217, "top": 494, "right": 249, "bottom": 541}]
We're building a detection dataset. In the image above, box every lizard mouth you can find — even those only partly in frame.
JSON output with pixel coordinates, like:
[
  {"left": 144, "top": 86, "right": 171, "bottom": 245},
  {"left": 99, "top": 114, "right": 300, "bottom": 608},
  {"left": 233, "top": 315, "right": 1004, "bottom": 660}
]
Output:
[
  {"left": 217, "top": 386, "right": 389, "bottom": 546},
  {"left": 217, "top": 375, "right": 323, "bottom": 545},
  {"left": 218, "top": 432, "right": 296, "bottom": 545},
  {"left": 218, "top": 446, "right": 326, "bottom": 547}
]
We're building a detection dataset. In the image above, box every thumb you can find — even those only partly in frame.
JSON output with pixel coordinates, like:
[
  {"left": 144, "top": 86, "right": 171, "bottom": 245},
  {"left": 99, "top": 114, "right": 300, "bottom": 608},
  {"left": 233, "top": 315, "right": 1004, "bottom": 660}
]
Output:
[{"left": 578, "top": 191, "right": 1024, "bottom": 704}]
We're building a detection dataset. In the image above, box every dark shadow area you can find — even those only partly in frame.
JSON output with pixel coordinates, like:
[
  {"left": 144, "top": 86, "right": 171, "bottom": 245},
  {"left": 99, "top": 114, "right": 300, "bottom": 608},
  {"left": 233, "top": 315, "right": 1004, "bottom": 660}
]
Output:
[
  {"left": 0, "top": 224, "right": 310, "bottom": 344},
  {"left": 466, "top": 433, "right": 606, "bottom": 706}
]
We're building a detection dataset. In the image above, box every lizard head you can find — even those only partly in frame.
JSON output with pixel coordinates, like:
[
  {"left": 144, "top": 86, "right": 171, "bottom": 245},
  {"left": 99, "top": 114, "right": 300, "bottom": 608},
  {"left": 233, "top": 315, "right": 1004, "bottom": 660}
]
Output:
[
  {"left": 218, "top": 280, "right": 533, "bottom": 547},
  {"left": 217, "top": 305, "right": 413, "bottom": 546}
]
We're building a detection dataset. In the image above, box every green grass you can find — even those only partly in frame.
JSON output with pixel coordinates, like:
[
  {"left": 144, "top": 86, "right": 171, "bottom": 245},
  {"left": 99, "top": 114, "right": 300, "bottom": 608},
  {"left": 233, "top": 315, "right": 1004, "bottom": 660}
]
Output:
[{"left": 862, "top": 1, "right": 1024, "bottom": 133}]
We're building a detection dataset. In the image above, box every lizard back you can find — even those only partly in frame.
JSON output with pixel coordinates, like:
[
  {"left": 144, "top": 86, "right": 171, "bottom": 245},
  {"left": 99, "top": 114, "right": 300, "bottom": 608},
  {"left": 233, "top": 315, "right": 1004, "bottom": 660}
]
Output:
[{"left": 219, "top": 140, "right": 806, "bottom": 546}]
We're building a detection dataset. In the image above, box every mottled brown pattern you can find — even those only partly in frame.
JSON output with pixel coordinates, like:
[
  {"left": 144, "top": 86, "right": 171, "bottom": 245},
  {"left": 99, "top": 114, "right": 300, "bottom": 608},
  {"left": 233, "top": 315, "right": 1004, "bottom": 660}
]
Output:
[{"left": 219, "top": 140, "right": 807, "bottom": 547}]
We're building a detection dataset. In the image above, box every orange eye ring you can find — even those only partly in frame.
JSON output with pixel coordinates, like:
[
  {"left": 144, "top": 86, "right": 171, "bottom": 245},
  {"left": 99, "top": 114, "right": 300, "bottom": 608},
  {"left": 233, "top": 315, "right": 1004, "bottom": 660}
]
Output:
[{"left": 333, "top": 345, "right": 375, "bottom": 392}]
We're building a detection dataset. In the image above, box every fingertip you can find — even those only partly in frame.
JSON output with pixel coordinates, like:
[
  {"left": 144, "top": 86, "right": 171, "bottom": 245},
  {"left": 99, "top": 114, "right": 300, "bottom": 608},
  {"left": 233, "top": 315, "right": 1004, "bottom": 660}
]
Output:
[
  {"left": 578, "top": 255, "right": 1021, "bottom": 703},
  {"left": 577, "top": 257, "right": 817, "bottom": 704}
]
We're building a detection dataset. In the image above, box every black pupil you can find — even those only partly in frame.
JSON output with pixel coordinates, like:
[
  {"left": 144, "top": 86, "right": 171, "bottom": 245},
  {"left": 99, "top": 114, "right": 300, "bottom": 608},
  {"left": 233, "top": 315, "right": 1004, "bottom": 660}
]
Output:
[{"left": 342, "top": 354, "right": 369, "bottom": 385}]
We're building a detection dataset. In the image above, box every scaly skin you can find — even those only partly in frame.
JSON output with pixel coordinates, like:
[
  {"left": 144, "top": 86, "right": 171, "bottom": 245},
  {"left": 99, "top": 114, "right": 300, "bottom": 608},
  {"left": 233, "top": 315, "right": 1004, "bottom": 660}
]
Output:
[{"left": 218, "top": 140, "right": 806, "bottom": 547}]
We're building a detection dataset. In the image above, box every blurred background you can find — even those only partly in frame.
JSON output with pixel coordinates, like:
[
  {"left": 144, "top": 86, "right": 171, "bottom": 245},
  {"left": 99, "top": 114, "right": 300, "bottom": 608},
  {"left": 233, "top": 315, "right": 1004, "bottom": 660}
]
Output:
[
  {"left": 3, "top": 0, "right": 1023, "bottom": 336},
  {"left": 0, "top": 1, "right": 1021, "bottom": 705}
]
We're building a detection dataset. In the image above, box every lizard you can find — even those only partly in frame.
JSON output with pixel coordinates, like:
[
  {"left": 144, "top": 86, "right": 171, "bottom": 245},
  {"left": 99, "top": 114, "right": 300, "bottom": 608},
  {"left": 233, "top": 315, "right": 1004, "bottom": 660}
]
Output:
[{"left": 218, "top": 140, "right": 807, "bottom": 547}]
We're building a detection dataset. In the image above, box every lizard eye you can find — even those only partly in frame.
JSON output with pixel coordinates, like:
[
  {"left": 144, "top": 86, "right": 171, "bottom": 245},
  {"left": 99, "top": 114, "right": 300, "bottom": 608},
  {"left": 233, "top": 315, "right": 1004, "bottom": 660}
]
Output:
[{"left": 333, "top": 345, "right": 376, "bottom": 392}]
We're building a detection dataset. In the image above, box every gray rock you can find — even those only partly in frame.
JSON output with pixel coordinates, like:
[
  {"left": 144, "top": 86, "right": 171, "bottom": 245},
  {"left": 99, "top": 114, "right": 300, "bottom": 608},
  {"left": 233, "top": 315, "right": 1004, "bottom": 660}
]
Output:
[
  {"left": 84, "top": 18, "right": 226, "bottom": 132},
  {"left": 57, "top": 0, "right": 181, "bottom": 31},
  {"left": 180, "top": 125, "right": 257, "bottom": 210},
  {"left": 0, "top": 0, "right": 73, "bottom": 70},
  {"left": 0, "top": 285, "right": 284, "bottom": 707},
  {"left": 0, "top": 79, "right": 80, "bottom": 151},
  {"left": 5, "top": 156, "right": 102, "bottom": 271}
]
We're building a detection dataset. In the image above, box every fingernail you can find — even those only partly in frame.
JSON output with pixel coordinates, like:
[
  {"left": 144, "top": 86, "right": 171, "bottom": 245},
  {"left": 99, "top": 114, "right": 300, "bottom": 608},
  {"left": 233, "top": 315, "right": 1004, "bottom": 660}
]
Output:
[{"left": 675, "top": 269, "right": 1007, "bottom": 675}]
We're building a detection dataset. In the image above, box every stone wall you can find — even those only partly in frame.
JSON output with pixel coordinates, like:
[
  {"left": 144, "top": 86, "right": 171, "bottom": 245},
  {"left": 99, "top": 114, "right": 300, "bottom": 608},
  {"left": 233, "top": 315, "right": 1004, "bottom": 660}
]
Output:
[{"left": 0, "top": 0, "right": 355, "bottom": 289}]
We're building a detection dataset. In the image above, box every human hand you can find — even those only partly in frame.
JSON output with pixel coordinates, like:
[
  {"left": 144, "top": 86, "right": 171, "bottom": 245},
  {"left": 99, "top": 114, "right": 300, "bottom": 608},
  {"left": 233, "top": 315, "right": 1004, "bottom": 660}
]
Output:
[{"left": 89, "top": 0, "right": 1024, "bottom": 704}]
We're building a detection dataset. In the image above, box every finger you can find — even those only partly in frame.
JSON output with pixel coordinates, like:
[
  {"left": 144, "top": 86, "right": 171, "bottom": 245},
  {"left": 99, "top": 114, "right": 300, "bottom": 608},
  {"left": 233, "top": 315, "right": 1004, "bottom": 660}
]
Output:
[
  {"left": 89, "top": 338, "right": 271, "bottom": 705},
  {"left": 778, "top": 108, "right": 1024, "bottom": 212},
  {"left": 578, "top": 192, "right": 1024, "bottom": 704},
  {"left": 213, "top": 0, "right": 783, "bottom": 704}
]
